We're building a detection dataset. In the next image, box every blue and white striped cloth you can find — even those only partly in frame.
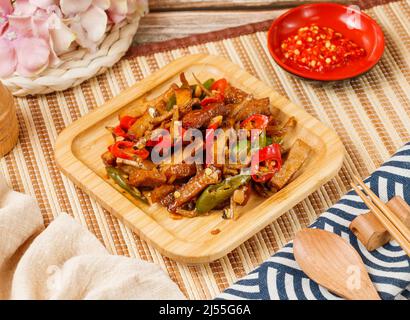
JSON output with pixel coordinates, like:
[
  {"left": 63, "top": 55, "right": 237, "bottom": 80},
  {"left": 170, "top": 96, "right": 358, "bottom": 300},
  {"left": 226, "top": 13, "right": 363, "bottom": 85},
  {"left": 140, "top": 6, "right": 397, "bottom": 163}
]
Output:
[{"left": 217, "top": 143, "right": 410, "bottom": 300}]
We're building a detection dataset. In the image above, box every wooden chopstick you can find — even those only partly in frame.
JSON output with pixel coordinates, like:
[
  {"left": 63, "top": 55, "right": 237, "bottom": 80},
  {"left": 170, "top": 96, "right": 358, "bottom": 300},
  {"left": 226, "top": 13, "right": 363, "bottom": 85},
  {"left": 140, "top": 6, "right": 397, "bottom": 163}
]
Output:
[
  {"left": 350, "top": 179, "right": 410, "bottom": 256},
  {"left": 352, "top": 175, "right": 410, "bottom": 243}
]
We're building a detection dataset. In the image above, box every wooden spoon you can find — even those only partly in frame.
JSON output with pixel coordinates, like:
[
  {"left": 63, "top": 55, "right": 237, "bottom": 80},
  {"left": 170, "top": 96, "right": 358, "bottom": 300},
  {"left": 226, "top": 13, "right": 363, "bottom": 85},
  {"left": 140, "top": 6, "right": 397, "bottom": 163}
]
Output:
[{"left": 294, "top": 229, "right": 380, "bottom": 300}]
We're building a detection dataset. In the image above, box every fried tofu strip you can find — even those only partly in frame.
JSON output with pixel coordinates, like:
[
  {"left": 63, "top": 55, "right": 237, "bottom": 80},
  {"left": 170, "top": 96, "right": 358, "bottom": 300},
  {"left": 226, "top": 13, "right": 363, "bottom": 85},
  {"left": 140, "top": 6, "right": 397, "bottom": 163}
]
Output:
[
  {"left": 267, "top": 116, "right": 296, "bottom": 138},
  {"left": 150, "top": 185, "right": 176, "bottom": 204},
  {"left": 233, "top": 97, "right": 271, "bottom": 121},
  {"left": 224, "top": 85, "right": 248, "bottom": 104},
  {"left": 182, "top": 102, "right": 230, "bottom": 129},
  {"left": 120, "top": 84, "right": 178, "bottom": 119},
  {"left": 270, "top": 139, "right": 311, "bottom": 190},
  {"left": 128, "top": 168, "right": 167, "bottom": 188},
  {"left": 161, "top": 163, "right": 197, "bottom": 180},
  {"left": 101, "top": 151, "right": 116, "bottom": 167},
  {"left": 167, "top": 166, "right": 221, "bottom": 212}
]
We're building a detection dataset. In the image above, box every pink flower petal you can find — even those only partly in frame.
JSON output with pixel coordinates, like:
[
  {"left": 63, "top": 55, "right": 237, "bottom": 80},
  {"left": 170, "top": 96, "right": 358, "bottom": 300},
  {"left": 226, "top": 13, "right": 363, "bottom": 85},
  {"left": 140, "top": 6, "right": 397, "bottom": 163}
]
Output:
[
  {"left": 108, "top": 0, "right": 127, "bottom": 23},
  {"left": 110, "top": 0, "right": 127, "bottom": 15},
  {"left": 46, "top": 4, "right": 62, "bottom": 17},
  {"left": 60, "top": 0, "right": 92, "bottom": 16},
  {"left": 49, "top": 16, "right": 75, "bottom": 55},
  {"left": 70, "top": 21, "right": 97, "bottom": 52},
  {"left": 0, "top": 37, "right": 17, "bottom": 77},
  {"left": 47, "top": 37, "right": 61, "bottom": 66},
  {"left": 107, "top": 11, "right": 125, "bottom": 24},
  {"left": 13, "top": 0, "right": 38, "bottom": 16},
  {"left": 29, "top": 0, "right": 57, "bottom": 9},
  {"left": 15, "top": 37, "right": 50, "bottom": 76},
  {"left": 7, "top": 16, "right": 33, "bottom": 37},
  {"left": 32, "top": 15, "right": 50, "bottom": 39},
  {"left": 0, "top": 0, "right": 12, "bottom": 16},
  {"left": 0, "top": 18, "right": 8, "bottom": 36},
  {"left": 9, "top": 15, "right": 51, "bottom": 40},
  {"left": 32, "top": 15, "right": 61, "bottom": 65},
  {"left": 93, "top": 0, "right": 110, "bottom": 10},
  {"left": 80, "top": 5, "right": 107, "bottom": 42}
]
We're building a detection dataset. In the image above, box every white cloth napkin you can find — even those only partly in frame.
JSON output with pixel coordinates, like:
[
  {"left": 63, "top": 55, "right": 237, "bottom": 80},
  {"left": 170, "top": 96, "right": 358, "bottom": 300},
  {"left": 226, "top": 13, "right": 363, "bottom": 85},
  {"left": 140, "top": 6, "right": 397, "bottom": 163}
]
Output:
[{"left": 0, "top": 175, "right": 185, "bottom": 300}]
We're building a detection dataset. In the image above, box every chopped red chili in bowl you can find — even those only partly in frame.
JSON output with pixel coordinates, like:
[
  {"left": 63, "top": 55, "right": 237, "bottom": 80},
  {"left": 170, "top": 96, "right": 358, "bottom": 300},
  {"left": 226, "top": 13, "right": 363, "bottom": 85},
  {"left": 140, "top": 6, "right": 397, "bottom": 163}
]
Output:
[
  {"left": 280, "top": 24, "right": 366, "bottom": 73},
  {"left": 267, "top": 3, "right": 385, "bottom": 81}
]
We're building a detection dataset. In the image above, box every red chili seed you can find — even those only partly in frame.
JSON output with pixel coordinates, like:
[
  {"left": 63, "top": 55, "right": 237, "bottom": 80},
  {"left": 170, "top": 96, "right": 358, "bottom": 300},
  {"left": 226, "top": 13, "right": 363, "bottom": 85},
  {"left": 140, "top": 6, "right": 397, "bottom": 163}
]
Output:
[{"left": 280, "top": 24, "right": 366, "bottom": 72}]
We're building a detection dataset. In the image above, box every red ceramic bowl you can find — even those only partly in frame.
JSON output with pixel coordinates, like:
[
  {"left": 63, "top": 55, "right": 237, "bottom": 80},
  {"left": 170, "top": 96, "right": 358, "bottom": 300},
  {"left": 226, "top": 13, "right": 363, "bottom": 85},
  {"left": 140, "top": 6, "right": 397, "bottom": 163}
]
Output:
[{"left": 267, "top": 3, "right": 385, "bottom": 81}]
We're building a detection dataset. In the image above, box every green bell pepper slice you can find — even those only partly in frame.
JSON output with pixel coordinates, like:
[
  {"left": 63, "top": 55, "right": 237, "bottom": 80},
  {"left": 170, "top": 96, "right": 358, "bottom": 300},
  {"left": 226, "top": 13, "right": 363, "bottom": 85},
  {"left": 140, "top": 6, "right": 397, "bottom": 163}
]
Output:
[
  {"left": 106, "top": 167, "right": 148, "bottom": 204},
  {"left": 259, "top": 131, "right": 267, "bottom": 149},
  {"left": 202, "top": 78, "right": 215, "bottom": 90},
  {"left": 195, "top": 174, "right": 251, "bottom": 213},
  {"left": 166, "top": 93, "right": 177, "bottom": 111}
]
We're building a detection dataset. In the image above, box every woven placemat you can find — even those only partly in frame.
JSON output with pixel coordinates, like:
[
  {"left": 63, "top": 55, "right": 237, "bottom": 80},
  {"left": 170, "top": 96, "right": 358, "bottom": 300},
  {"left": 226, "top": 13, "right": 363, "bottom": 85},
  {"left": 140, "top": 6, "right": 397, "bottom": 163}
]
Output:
[{"left": 1, "top": 0, "right": 410, "bottom": 299}]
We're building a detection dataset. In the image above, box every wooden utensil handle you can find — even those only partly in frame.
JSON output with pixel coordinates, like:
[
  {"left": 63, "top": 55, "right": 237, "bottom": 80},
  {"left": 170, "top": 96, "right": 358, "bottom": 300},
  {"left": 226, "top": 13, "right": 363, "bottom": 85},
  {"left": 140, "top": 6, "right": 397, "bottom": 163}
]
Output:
[
  {"left": 0, "top": 82, "right": 18, "bottom": 158},
  {"left": 350, "top": 196, "right": 410, "bottom": 251}
]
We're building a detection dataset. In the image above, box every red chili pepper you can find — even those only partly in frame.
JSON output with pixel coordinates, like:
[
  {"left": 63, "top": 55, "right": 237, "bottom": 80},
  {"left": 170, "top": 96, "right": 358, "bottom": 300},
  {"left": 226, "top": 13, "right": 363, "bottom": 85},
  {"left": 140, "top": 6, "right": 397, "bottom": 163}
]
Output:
[
  {"left": 146, "top": 137, "right": 162, "bottom": 147},
  {"left": 119, "top": 116, "right": 137, "bottom": 130},
  {"left": 208, "top": 122, "right": 219, "bottom": 131},
  {"left": 112, "top": 125, "right": 127, "bottom": 138},
  {"left": 251, "top": 143, "right": 282, "bottom": 183},
  {"left": 109, "top": 141, "right": 149, "bottom": 160},
  {"left": 205, "top": 116, "right": 222, "bottom": 144},
  {"left": 133, "top": 148, "right": 149, "bottom": 160},
  {"left": 180, "top": 127, "right": 187, "bottom": 138},
  {"left": 200, "top": 93, "right": 224, "bottom": 107},
  {"left": 241, "top": 114, "right": 269, "bottom": 130},
  {"left": 210, "top": 78, "right": 228, "bottom": 94},
  {"left": 204, "top": 117, "right": 224, "bottom": 166},
  {"left": 109, "top": 141, "right": 133, "bottom": 159},
  {"left": 204, "top": 121, "right": 219, "bottom": 149},
  {"left": 146, "top": 129, "right": 168, "bottom": 147}
]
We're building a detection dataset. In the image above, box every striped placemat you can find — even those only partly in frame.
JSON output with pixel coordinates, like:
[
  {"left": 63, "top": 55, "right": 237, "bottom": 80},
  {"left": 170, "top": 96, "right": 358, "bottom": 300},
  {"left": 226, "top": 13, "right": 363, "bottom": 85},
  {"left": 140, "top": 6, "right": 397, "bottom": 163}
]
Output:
[{"left": 1, "top": 0, "right": 410, "bottom": 299}]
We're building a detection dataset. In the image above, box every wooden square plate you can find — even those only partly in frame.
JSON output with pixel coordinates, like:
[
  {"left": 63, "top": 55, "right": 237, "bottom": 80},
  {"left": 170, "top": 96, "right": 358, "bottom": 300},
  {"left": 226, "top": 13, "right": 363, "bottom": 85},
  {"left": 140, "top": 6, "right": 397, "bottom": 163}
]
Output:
[{"left": 55, "top": 54, "right": 344, "bottom": 263}]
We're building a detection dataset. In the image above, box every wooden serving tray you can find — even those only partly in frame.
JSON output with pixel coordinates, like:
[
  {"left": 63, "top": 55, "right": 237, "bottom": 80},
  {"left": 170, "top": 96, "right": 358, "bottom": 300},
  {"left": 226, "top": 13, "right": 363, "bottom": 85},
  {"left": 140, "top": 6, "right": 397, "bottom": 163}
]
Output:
[{"left": 55, "top": 54, "right": 344, "bottom": 264}]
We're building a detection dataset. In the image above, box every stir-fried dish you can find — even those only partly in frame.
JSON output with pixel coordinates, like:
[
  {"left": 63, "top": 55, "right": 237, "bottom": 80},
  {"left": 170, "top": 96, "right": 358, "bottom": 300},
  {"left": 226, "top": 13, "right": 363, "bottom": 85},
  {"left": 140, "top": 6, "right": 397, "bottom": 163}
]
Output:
[{"left": 102, "top": 73, "right": 312, "bottom": 220}]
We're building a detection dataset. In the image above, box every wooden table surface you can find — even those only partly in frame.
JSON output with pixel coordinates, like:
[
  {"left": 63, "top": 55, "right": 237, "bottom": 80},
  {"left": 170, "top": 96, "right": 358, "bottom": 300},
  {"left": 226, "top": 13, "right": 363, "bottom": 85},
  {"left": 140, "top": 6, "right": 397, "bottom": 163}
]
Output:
[{"left": 134, "top": 0, "right": 353, "bottom": 44}]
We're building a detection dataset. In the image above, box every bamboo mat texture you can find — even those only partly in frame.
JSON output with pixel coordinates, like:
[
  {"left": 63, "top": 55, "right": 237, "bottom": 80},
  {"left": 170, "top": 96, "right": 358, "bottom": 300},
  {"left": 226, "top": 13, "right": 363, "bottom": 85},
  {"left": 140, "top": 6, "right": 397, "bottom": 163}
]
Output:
[{"left": 1, "top": 0, "right": 410, "bottom": 299}]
